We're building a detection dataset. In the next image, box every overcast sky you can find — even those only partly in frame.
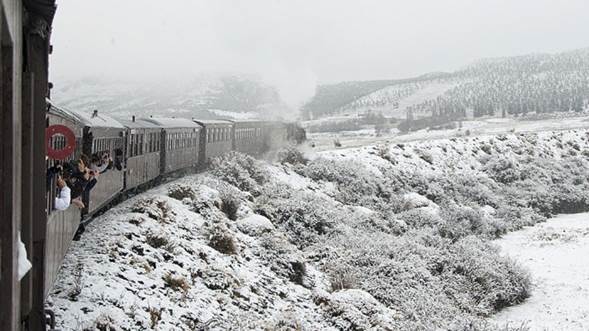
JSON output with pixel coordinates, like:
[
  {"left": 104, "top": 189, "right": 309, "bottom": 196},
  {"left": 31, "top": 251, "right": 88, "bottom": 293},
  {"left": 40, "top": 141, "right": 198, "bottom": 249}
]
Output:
[{"left": 51, "top": 0, "right": 589, "bottom": 106}]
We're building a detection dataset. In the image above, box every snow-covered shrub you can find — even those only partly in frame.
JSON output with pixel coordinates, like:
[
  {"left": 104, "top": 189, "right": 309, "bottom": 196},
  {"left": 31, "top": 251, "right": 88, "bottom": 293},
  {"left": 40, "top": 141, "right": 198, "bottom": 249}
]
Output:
[
  {"left": 219, "top": 191, "right": 241, "bottom": 221},
  {"left": 258, "top": 233, "right": 309, "bottom": 286},
  {"left": 256, "top": 191, "right": 340, "bottom": 247},
  {"left": 208, "top": 224, "right": 238, "bottom": 255},
  {"left": 376, "top": 144, "right": 396, "bottom": 164},
  {"left": 131, "top": 198, "right": 175, "bottom": 223},
  {"left": 237, "top": 214, "right": 275, "bottom": 236},
  {"left": 320, "top": 228, "right": 531, "bottom": 329},
  {"left": 439, "top": 205, "right": 505, "bottom": 240},
  {"left": 210, "top": 151, "right": 268, "bottom": 195},
  {"left": 198, "top": 265, "right": 240, "bottom": 291},
  {"left": 329, "top": 271, "right": 358, "bottom": 292},
  {"left": 447, "top": 236, "right": 530, "bottom": 313},
  {"left": 167, "top": 184, "right": 196, "bottom": 201},
  {"left": 494, "top": 206, "right": 546, "bottom": 231},
  {"left": 277, "top": 147, "right": 308, "bottom": 166},
  {"left": 415, "top": 147, "right": 434, "bottom": 164},
  {"left": 483, "top": 156, "right": 522, "bottom": 184},
  {"left": 314, "top": 289, "right": 401, "bottom": 330},
  {"left": 145, "top": 232, "right": 169, "bottom": 249},
  {"left": 163, "top": 272, "right": 190, "bottom": 293},
  {"left": 301, "top": 158, "right": 391, "bottom": 206},
  {"left": 398, "top": 207, "right": 444, "bottom": 230}
]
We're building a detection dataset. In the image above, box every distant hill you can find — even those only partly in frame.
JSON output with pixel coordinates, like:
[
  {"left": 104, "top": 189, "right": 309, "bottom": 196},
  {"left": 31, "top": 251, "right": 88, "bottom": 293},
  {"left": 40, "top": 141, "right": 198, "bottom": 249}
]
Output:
[
  {"left": 51, "top": 74, "right": 293, "bottom": 121},
  {"left": 302, "top": 48, "right": 589, "bottom": 121}
]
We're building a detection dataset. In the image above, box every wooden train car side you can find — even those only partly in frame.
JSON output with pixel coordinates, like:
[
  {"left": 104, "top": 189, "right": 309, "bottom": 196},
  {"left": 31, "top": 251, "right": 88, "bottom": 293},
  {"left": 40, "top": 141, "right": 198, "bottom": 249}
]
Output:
[
  {"left": 143, "top": 118, "right": 201, "bottom": 173},
  {"left": 194, "top": 120, "right": 234, "bottom": 162},
  {"left": 45, "top": 107, "right": 83, "bottom": 299},
  {"left": 119, "top": 118, "right": 162, "bottom": 190},
  {"left": 232, "top": 120, "right": 266, "bottom": 156}
]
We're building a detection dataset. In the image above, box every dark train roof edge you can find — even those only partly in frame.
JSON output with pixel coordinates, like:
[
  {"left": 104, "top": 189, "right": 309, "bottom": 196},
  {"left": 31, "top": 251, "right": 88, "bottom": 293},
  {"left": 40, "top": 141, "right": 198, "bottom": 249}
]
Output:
[
  {"left": 47, "top": 100, "right": 125, "bottom": 128},
  {"left": 142, "top": 117, "right": 202, "bottom": 128}
]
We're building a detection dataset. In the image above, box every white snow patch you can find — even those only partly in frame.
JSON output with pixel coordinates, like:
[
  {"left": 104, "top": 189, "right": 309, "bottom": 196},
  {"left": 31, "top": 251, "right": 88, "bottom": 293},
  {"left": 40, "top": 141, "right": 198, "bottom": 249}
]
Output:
[
  {"left": 237, "top": 214, "right": 275, "bottom": 236},
  {"left": 492, "top": 213, "right": 589, "bottom": 330}
]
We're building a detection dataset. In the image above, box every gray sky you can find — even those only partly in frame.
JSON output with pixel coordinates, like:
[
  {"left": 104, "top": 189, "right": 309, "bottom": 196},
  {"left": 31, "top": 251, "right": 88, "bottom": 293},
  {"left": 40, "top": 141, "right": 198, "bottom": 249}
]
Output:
[{"left": 51, "top": 0, "right": 589, "bottom": 106}]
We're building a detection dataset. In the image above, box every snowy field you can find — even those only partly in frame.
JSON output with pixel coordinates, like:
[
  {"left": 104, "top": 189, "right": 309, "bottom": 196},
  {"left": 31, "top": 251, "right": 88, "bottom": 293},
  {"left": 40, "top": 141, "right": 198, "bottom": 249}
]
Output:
[
  {"left": 307, "top": 115, "right": 589, "bottom": 152},
  {"left": 492, "top": 213, "right": 589, "bottom": 331}
]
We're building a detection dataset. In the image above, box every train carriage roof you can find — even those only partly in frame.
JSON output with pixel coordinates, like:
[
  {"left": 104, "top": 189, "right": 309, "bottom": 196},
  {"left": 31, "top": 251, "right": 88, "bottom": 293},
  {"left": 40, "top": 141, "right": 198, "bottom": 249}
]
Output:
[
  {"left": 142, "top": 117, "right": 202, "bottom": 129},
  {"left": 230, "top": 119, "right": 267, "bottom": 126},
  {"left": 117, "top": 118, "right": 162, "bottom": 129},
  {"left": 192, "top": 119, "right": 234, "bottom": 127},
  {"left": 48, "top": 100, "right": 124, "bottom": 128}
]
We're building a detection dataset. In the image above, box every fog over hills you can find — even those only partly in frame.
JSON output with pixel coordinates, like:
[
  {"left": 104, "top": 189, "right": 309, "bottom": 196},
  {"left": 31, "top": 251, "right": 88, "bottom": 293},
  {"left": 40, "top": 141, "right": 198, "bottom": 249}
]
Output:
[
  {"left": 303, "top": 47, "right": 589, "bottom": 121},
  {"left": 51, "top": 74, "right": 293, "bottom": 121},
  {"left": 52, "top": 47, "right": 589, "bottom": 123}
]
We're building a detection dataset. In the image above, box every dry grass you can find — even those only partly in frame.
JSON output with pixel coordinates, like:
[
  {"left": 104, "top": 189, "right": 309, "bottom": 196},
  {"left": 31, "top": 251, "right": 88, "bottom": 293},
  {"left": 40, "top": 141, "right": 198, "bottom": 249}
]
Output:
[{"left": 163, "top": 272, "right": 190, "bottom": 293}]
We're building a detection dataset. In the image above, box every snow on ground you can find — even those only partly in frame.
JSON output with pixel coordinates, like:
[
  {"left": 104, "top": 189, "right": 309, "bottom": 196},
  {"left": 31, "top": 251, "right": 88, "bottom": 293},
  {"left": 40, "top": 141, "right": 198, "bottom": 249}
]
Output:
[
  {"left": 46, "top": 178, "right": 338, "bottom": 330},
  {"left": 306, "top": 114, "right": 589, "bottom": 152},
  {"left": 48, "top": 127, "right": 589, "bottom": 330},
  {"left": 491, "top": 213, "right": 589, "bottom": 331}
]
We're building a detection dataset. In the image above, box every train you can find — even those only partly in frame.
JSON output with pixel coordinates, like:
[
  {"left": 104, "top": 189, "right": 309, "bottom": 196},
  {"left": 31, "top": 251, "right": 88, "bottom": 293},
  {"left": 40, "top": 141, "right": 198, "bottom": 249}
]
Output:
[
  {"left": 1, "top": 2, "right": 305, "bottom": 329},
  {"left": 44, "top": 103, "right": 305, "bottom": 315}
]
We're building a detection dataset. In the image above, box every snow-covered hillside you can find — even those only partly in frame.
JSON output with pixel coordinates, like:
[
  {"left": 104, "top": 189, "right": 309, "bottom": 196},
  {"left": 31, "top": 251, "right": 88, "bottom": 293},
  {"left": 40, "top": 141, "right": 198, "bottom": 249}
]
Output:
[
  {"left": 303, "top": 47, "right": 589, "bottom": 121},
  {"left": 48, "top": 129, "right": 589, "bottom": 330}
]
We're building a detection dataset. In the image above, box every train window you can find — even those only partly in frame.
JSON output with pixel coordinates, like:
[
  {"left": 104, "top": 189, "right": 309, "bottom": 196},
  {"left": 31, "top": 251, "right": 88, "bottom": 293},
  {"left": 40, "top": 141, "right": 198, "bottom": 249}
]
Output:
[
  {"left": 145, "top": 132, "right": 151, "bottom": 153},
  {"left": 132, "top": 135, "right": 137, "bottom": 156},
  {"left": 139, "top": 134, "right": 144, "bottom": 155}
]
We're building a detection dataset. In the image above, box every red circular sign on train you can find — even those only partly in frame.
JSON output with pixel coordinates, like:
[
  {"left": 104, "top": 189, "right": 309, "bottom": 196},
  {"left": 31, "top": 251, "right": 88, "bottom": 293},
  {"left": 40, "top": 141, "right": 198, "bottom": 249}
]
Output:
[{"left": 46, "top": 125, "right": 76, "bottom": 160}]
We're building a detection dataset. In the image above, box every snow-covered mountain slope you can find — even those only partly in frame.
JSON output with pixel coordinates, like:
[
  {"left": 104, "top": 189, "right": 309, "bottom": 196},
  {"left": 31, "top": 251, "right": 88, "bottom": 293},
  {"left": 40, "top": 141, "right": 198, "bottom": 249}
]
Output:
[
  {"left": 303, "top": 47, "right": 589, "bottom": 120},
  {"left": 51, "top": 74, "right": 292, "bottom": 121},
  {"left": 48, "top": 129, "right": 589, "bottom": 330}
]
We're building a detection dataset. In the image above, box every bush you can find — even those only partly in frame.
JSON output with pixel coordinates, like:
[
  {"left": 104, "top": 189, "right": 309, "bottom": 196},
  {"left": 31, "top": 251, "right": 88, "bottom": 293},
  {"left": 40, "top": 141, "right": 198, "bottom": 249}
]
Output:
[
  {"left": 302, "top": 158, "right": 394, "bottom": 207},
  {"left": 210, "top": 152, "right": 268, "bottom": 194},
  {"left": 484, "top": 156, "right": 522, "bottom": 184},
  {"left": 329, "top": 271, "right": 358, "bottom": 292},
  {"left": 277, "top": 147, "right": 308, "bottom": 165},
  {"left": 415, "top": 148, "right": 434, "bottom": 164},
  {"left": 163, "top": 273, "right": 190, "bottom": 293},
  {"left": 219, "top": 191, "right": 241, "bottom": 221},
  {"left": 132, "top": 198, "right": 174, "bottom": 223},
  {"left": 321, "top": 230, "right": 531, "bottom": 329},
  {"left": 167, "top": 184, "right": 196, "bottom": 201},
  {"left": 145, "top": 233, "right": 169, "bottom": 249},
  {"left": 256, "top": 191, "right": 339, "bottom": 248},
  {"left": 208, "top": 224, "right": 238, "bottom": 255}
]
